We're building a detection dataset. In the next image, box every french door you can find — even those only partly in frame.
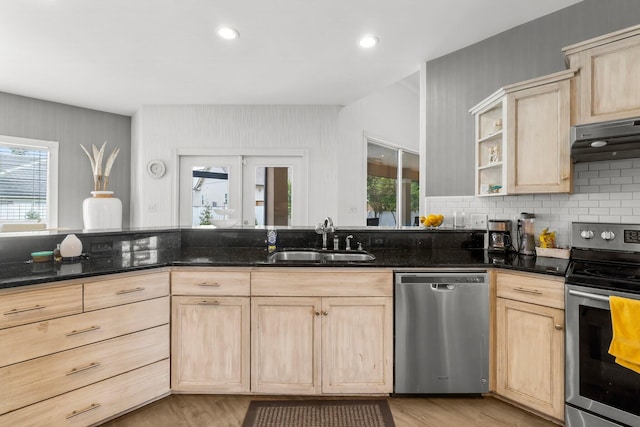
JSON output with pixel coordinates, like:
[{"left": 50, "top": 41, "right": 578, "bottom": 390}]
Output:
[{"left": 178, "top": 154, "right": 306, "bottom": 227}]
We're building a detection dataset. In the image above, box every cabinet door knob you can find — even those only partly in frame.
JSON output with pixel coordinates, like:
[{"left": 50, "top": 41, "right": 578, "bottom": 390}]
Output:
[
  {"left": 314, "top": 311, "right": 321, "bottom": 316},
  {"left": 322, "top": 311, "right": 329, "bottom": 316},
  {"left": 561, "top": 175, "right": 570, "bottom": 181},
  {"left": 555, "top": 324, "right": 563, "bottom": 330}
]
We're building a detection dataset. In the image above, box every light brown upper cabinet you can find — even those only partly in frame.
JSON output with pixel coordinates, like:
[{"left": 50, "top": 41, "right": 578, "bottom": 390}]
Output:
[
  {"left": 563, "top": 24, "right": 640, "bottom": 125},
  {"left": 470, "top": 69, "right": 576, "bottom": 196}
]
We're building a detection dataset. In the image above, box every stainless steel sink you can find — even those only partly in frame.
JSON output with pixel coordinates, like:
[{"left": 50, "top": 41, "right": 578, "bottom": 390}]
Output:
[
  {"left": 322, "top": 252, "right": 376, "bottom": 262},
  {"left": 267, "top": 249, "right": 375, "bottom": 263},
  {"left": 267, "top": 250, "right": 323, "bottom": 262}
]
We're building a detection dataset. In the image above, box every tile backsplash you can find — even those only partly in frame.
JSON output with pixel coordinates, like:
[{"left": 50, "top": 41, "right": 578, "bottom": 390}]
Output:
[{"left": 425, "top": 159, "right": 640, "bottom": 247}]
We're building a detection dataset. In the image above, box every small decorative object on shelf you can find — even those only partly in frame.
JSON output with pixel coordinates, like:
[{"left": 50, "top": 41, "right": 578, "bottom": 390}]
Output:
[
  {"left": 489, "top": 144, "right": 501, "bottom": 164},
  {"left": 80, "top": 141, "right": 123, "bottom": 230},
  {"left": 492, "top": 119, "right": 503, "bottom": 133}
]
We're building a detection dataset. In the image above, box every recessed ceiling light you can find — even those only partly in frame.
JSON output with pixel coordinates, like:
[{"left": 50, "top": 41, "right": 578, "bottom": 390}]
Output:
[
  {"left": 359, "top": 35, "right": 379, "bottom": 48},
  {"left": 218, "top": 27, "right": 240, "bottom": 40}
]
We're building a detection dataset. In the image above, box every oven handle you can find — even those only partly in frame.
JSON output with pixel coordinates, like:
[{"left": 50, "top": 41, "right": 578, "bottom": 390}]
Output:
[{"left": 568, "top": 289, "right": 610, "bottom": 303}]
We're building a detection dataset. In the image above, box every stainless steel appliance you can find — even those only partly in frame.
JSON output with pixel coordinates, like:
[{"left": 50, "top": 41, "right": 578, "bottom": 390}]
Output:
[
  {"left": 565, "top": 222, "right": 640, "bottom": 427},
  {"left": 517, "top": 212, "right": 536, "bottom": 256},
  {"left": 571, "top": 117, "right": 640, "bottom": 163},
  {"left": 394, "top": 271, "right": 489, "bottom": 394},
  {"left": 488, "top": 219, "right": 513, "bottom": 253}
]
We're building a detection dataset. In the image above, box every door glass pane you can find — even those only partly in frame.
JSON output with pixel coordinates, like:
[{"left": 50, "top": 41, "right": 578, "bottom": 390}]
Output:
[
  {"left": 401, "top": 151, "right": 420, "bottom": 227},
  {"left": 367, "top": 143, "right": 398, "bottom": 226},
  {"left": 254, "top": 166, "right": 291, "bottom": 226},
  {"left": 191, "top": 166, "right": 230, "bottom": 226},
  {"left": 579, "top": 305, "right": 640, "bottom": 415}
]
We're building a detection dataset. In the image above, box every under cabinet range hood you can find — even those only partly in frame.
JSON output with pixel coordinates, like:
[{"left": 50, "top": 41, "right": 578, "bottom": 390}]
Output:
[{"left": 571, "top": 118, "right": 640, "bottom": 162}]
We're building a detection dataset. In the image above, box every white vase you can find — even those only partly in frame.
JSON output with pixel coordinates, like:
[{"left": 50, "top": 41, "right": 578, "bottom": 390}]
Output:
[
  {"left": 82, "top": 191, "right": 123, "bottom": 230},
  {"left": 60, "top": 234, "right": 83, "bottom": 258}
]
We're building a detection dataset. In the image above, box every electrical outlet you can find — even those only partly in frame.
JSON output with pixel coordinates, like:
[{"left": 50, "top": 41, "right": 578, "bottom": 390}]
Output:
[{"left": 470, "top": 214, "right": 488, "bottom": 230}]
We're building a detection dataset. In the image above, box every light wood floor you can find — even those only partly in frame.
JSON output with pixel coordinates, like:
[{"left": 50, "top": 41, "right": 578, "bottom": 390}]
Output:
[{"left": 102, "top": 394, "right": 558, "bottom": 427}]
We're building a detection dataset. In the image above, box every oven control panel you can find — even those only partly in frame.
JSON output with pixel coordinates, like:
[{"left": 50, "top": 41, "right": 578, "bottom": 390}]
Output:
[{"left": 572, "top": 222, "right": 640, "bottom": 250}]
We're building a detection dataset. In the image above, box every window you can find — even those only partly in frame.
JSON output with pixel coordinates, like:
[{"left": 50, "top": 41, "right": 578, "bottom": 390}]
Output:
[
  {"left": 366, "top": 139, "right": 419, "bottom": 227},
  {"left": 0, "top": 135, "right": 58, "bottom": 230}
]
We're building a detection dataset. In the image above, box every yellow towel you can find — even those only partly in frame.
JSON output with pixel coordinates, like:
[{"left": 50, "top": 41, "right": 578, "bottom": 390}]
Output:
[{"left": 608, "top": 295, "right": 640, "bottom": 374}]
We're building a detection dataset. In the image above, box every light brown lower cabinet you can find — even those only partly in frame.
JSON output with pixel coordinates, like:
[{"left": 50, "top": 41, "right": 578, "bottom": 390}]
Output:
[
  {"left": 171, "top": 295, "right": 251, "bottom": 393},
  {"left": 251, "top": 295, "right": 393, "bottom": 395},
  {"left": 0, "top": 270, "right": 171, "bottom": 426},
  {"left": 0, "top": 359, "right": 169, "bottom": 426},
  {"left": 495, "top": 271, "right": 565, "bottom": 422}
]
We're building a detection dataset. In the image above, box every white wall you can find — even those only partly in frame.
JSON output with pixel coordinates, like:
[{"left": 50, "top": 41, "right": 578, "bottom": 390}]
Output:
[
  {"left": 337, "top": 73, "right": 420, "bottom": 225},
  {"left": 131, "top": 105, "right": 340, "bottom": 227}
]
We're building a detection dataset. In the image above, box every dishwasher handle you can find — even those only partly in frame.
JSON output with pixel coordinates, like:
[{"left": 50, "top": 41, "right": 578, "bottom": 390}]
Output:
[{"left": 431, "top": 283, "right": 456, "bottom": 291}]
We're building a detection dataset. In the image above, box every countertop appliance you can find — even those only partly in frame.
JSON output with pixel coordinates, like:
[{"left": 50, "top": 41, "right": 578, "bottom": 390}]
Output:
[
  {"left": 517, "top": 212, "right": 536, "bottom": 256},
  {"left": 571, "top": 117, "right": 640, "bottom": 162},
  {"left": 394, "top": 271, "right": 489, "bottom": 394},
  {"left": 488, "top": 219, "right": 513, "bottom": 253},
  {"left": 565, "top": 222, "right": 640, "bottom": 427}
]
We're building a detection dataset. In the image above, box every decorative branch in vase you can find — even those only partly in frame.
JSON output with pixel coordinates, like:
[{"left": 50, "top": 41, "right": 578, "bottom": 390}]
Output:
[{"left": 80, "top": 141, "right": 120, "bottom": 191}]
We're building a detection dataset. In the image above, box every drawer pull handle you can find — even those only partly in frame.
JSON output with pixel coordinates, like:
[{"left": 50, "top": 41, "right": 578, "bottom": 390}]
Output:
[
  {"left": 4, "top": 304, "right": 45, "bottom": 315},
  {"left": 198, "top": 300, "right": 220, "bottom": 305},
  {"left": 66, "top": 325, "right": 101, "bottom": 336},
  {"left": 116, "top": 287, "right": 145, "bottom": 295},
  {"left": 197, "top": 282, "right": 221, "bottom": 287},
  {"left": 513, "top": 287, "right": 543, "bottom": 295},
  {"left": 555, "top": 324, "right": 563, "bottom": 330},
  {"left": 67, "top": 362, "right": 101, "bottom": 375},
  {"left": 66, "top": 403, "right": 101, "bottom": 419}
]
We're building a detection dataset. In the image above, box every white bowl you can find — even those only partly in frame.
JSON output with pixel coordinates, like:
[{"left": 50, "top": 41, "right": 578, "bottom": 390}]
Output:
[
  {"left": 211, "top": 219, "right": 238, "bottom": 228},
  {"left": 213, "top": 207, "right": 236, "bottom": 216}
]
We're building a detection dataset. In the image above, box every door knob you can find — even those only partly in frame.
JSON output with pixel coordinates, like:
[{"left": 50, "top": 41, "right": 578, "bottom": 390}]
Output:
[{"left": 554, "top": 324, "right": 563, "bottom": 330}]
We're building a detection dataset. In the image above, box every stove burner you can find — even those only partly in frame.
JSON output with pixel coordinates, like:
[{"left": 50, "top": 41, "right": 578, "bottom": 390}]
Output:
[{"left": 583, "top": 268, "right": 640, "bottom": 281}]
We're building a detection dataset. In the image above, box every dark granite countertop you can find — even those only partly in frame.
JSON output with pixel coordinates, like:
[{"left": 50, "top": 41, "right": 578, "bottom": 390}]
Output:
[{"left": 0, "top": 246, "right": 569, "bottom": 289}]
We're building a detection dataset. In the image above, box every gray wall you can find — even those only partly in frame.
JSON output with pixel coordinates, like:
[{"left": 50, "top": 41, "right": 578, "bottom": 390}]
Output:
[
  {"left": 0, "top": 92, "right": 131, "bottom": 229},
  {"left": 425, "top": 0, "right": 640, "bottom": 197}
]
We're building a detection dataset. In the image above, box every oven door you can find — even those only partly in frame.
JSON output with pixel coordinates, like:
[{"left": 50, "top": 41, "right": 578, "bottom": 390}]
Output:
[{"left": 566, "top": 284, "right": 640, "bottom": 427}]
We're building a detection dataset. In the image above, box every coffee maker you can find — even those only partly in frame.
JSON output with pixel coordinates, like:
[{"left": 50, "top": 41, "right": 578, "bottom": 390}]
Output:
[{"left": 488, "top": 219, "right": 513, "bottom": 253}]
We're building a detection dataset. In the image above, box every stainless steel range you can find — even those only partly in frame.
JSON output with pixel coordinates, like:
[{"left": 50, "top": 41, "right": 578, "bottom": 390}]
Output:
[{"left": 565, "top": 222, "right": 640, "bottom": 427}]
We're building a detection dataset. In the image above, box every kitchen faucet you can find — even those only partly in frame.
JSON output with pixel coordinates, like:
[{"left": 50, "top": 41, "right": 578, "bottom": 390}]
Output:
[
  {"left": 345, "top": 235, "right": 354, "bottom": 250},
  {"left": 315, "top": 217, "right": 335, "bottom": 250}
]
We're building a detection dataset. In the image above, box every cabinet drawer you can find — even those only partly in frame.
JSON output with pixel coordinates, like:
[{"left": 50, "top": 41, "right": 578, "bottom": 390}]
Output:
[
  {"left": 0, "top": 284, "right": 82, "bottom": 330},
  {"left": 0, "top": 324, "right": 169, "bottom": 415},
  {"left": 496, "top": 272, "right": 564, "bottom": 309},
  {"left": 172, "top": 271, "right": 250, "bottom": 296},
  {"left": 0, "top": 296, "right": 169, "bottom": 367},
  {"left": 251, "top": 270, "right": 393, "bottom": 297},
  {"left": 84, "top": 272, "right": 169, "bottom": 311},
  {"left": 0, "top": 359, "right": 170, "bottom": 427}
]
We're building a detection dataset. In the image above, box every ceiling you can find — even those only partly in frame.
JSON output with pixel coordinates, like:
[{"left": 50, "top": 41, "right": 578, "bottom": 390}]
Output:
[{"left": 0, "top": 0, "right": 582, "bottom": 116}]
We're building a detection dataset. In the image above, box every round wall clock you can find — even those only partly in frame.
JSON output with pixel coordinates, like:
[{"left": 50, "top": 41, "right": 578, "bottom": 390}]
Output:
[{"left": 147, "top": 160, "right": 166, "bottom": 178}]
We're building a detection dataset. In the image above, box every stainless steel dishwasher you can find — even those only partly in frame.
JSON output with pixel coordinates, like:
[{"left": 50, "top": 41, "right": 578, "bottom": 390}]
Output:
[{"left": 394, "top": 271, "right": 489, "bottom": 394}]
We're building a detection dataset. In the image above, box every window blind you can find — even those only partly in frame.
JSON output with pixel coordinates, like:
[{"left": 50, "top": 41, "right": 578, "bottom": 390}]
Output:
[{"left": 0, "top": 145, "right": 48, "bottom": 222}]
